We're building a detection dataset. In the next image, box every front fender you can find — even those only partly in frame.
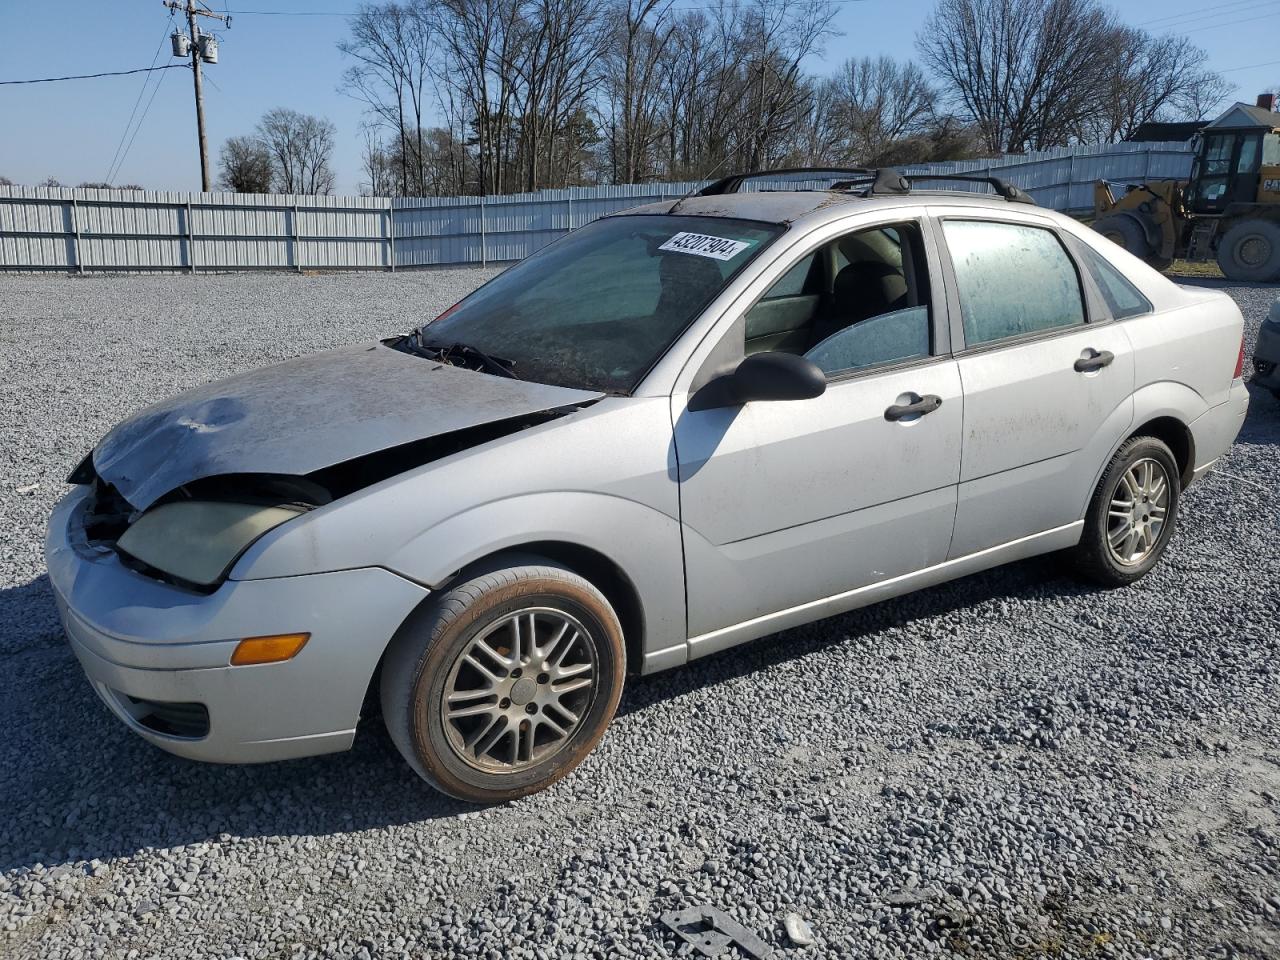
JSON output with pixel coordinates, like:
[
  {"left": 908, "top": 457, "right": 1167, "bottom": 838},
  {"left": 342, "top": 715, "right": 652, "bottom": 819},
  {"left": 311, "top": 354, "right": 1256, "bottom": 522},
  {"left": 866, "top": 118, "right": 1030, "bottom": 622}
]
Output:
[{"left": 386, "top": 492, "right": 688, "bottom": 670}]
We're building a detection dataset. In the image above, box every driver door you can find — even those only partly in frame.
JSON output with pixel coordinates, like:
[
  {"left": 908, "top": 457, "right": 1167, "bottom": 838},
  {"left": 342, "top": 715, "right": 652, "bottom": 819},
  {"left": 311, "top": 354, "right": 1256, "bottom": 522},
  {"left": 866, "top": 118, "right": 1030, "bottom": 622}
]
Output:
[{"left": 672, "top": 216, "right": 963, "bottom": 655}]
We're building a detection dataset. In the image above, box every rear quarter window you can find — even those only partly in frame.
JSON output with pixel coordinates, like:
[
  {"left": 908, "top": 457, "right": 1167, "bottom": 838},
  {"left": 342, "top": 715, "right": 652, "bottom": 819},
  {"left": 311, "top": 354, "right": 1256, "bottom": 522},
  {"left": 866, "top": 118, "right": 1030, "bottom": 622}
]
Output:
[{"left": 1077, "top": 243, "right": 1152, "bottom": 320}]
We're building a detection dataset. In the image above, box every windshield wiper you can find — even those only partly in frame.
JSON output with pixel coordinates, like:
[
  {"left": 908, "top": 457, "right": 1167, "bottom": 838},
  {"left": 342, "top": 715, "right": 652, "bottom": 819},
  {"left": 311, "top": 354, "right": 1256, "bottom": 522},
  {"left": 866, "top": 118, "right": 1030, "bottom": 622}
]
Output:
[{"left": 399, "top": 332, "right": 520, "bottom": 379}]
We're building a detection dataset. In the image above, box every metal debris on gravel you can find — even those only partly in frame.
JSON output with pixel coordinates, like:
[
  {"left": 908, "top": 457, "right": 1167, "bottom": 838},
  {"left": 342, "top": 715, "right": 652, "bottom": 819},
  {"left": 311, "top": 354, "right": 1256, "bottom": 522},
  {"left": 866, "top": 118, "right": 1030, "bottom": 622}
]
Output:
[{"left": 1, "top": 272, "right": 1278, "bottom": 959}]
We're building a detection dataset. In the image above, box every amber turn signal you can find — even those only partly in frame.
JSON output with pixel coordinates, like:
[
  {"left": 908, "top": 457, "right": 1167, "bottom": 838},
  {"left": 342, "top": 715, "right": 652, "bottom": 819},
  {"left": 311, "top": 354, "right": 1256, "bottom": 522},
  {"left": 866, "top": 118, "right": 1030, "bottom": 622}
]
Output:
[{"left": 230, "top": 632, "right": 310, "bottom": 666}]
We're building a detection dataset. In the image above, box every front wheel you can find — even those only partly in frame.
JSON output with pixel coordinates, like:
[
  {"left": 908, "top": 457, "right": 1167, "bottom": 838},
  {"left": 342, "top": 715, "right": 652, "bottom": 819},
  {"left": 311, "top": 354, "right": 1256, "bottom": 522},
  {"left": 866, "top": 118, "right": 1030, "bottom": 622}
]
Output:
[
  {"left": 1093, "top": 214, "right": 1155, "bottom": 263},
  {"left": 380, "top": 561, "right": 626, "bottom": 802},
  {"left": 1070, "top": 436, "right": 1181, "bottom": 587},
  {"left": 1217, "top": 219, "right": 1280, "bottom": 282}
]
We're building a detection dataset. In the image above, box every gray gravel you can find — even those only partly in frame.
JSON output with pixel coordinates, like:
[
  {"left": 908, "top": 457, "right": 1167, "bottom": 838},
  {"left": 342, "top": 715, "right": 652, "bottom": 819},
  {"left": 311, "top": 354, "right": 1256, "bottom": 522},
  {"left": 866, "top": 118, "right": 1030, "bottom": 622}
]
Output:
[{"left": 1, "top": 272, "right": 1278, "bottom": 960}]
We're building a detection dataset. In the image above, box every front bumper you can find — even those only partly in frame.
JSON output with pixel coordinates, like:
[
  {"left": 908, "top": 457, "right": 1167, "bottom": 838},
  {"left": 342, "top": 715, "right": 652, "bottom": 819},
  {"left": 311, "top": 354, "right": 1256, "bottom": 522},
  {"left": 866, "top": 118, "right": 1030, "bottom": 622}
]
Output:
[
  {"left": 1253, "top": 320, "right": 1280, "bottom": 393},
  {"left": 45, "top": 486, "right": 430, "bottom": 763}
]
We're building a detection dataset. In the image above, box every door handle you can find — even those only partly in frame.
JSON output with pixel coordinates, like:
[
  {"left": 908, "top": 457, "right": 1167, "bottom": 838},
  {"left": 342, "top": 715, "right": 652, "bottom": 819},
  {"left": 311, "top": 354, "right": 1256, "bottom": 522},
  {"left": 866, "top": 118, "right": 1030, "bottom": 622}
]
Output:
[
  {"left": 884, "top": 394, "right": 943, "bottom": 422},
  {"left": 1074, "top": 349, "right": 1114, "bottom": 373}
]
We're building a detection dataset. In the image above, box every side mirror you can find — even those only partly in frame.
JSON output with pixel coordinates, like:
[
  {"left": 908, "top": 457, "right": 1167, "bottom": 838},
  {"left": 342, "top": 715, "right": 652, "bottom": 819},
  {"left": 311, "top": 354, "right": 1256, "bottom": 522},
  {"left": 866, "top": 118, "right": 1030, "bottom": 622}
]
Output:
[{"left": 690, "top": 351, "right": 826, "bottom": 411}]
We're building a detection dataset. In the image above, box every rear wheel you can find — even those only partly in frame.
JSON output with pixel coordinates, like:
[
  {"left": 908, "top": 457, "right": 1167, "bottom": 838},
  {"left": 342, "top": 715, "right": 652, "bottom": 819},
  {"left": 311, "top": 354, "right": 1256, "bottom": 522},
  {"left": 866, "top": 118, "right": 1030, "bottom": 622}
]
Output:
[
  {"left": 1217, "top": 219, "right": 1280, "bottom": 282},
  {"left": 380, "top": 561, "right": 626, "bottom": 802},
  {"left": 1071, "top": 436, "right": 1180, "bottom": 587},
  {"left": 1094, "top": 214, "right": 1154, "bottom": 262}
]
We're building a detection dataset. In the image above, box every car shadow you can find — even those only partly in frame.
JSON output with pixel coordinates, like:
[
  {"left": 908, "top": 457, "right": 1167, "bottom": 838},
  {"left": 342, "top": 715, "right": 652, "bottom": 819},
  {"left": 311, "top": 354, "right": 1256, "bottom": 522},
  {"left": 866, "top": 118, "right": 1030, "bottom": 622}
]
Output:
[
  {"left": 0, "top": 576, "right": 478, "bottom": 873},
  {"left": 616, "top": 551, "right": 1091, "bottom": 720},
  {"left": 0, "top": 550, "right": 1089, "bottom": 874},
  {"left": 1240, "top": 381, "right": 1280, "bottom": 446}
]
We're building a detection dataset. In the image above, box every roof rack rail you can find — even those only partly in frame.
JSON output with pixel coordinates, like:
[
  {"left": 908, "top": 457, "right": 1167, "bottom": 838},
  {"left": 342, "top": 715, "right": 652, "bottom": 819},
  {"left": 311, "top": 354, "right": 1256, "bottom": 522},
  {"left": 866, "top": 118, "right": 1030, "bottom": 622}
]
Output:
[
  {"left": 698, "top": 167, "right": 876, "bottom": 196},
  {"left": 699, "top": 165, "right": 1037, "bottom": 205},
  {"left": 896, "top": 172, "right": 1036, "bottom": 205}
]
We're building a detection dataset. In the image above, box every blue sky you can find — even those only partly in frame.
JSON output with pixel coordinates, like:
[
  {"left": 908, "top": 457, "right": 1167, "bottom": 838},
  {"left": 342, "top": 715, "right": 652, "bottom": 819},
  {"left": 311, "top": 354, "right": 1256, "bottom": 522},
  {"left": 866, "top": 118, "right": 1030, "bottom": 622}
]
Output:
[{"left": 1, "top": 0, "right": 1277, "bottom": 195}]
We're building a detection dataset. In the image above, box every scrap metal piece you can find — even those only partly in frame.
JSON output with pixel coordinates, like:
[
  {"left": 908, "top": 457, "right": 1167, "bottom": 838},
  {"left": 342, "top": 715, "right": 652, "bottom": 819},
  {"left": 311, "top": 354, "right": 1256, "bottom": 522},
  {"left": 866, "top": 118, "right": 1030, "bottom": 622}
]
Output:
[{"left": 660, "top": 906, "right": 772, "bottom": 959}]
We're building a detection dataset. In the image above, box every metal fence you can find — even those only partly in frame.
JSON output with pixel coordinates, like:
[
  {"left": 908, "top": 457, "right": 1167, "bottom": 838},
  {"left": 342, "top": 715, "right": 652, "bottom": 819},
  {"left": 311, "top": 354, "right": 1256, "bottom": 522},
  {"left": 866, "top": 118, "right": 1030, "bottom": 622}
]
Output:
[{"left": 0, "top": 140, "right": 1193, "bottom": 274}]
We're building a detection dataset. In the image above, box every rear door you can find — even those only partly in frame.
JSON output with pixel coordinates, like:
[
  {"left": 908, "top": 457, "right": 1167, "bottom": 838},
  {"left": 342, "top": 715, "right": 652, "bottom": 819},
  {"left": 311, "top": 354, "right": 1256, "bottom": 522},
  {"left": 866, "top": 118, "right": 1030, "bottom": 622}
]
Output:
[{"left": 935, "top": 212, "right": 1135, "bottom": 558}]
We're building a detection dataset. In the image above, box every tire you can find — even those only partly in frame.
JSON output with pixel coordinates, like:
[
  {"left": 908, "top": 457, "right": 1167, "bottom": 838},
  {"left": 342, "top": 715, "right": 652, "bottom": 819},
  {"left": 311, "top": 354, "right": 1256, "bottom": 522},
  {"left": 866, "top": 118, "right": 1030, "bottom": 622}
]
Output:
[
  {"left": 1071, "top": 435, "right": 1181, "bottom": 587},
  {"left": 1217, "top": 219, "right": 1280, "bottom": 282},
  {"left": 380, "top": 560, "right": 626, "bottom": 803},
  {"left": 1094, "top": 214, "right": 1155, "bottom": 262}
]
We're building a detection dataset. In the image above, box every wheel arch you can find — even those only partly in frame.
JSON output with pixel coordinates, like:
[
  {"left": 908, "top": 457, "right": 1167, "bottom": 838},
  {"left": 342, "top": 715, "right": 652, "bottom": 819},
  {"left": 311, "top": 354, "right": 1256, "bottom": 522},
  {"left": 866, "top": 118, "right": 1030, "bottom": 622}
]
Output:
[
  {"left": 444, "top": 541, "right": 648, "bottom": 676},
  {"left": 1083, "top": 414, "right": 1195, "bottom": 519},
  {"left": 1081, "top": 383, "right": 1205, "bottom": 525},
  {"left": 359, "top": 539, "right": 650, "bottom": 727},
  {"left": 377, "top": 491, "right": 687, "bottom": 678},
  {"left": 1129, "top": 415, "right": 1195, "bottom": 488}
]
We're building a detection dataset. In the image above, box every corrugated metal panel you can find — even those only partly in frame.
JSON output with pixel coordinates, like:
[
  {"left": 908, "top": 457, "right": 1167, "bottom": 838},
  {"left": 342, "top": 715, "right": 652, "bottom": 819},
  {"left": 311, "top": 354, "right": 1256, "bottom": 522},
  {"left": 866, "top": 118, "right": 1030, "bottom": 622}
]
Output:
[{"left": 0, "top": 142, "right": 1196, "bottom": 272}]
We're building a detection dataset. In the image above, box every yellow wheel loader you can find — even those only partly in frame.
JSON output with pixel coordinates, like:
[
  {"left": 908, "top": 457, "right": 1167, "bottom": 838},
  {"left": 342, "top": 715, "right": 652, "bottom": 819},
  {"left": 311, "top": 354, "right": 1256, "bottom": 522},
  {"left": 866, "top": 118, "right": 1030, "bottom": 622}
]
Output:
[{"left": 1093, "top": 96, "right": 1280, "bottom": 282}]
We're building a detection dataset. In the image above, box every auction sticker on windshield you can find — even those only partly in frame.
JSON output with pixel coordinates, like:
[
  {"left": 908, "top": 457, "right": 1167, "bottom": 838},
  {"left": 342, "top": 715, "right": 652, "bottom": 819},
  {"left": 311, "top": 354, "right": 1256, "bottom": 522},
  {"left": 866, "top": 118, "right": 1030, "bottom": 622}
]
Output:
[{"left": 659, "top": 232, "right": 754, "bottom": 261}]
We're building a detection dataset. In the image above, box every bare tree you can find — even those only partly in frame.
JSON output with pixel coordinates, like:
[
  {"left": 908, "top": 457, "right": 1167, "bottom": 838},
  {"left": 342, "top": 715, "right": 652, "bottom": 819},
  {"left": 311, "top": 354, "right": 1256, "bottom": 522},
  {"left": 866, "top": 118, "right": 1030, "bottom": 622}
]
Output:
[
  {"left": 340, "top": 2, "right": 436, "bottom": 195},
  {"left": 736, "top": 0, "right": 839, "bottom": 169},
  {"left": 649, "top": 0, "right": 836, "bottom": 179},
  {"left": 1084, "top": 30, "right": 1229, "bottom": 141},
  {"left": 1176, "top": 70, "right": 1234, "bottom": 124},
  {"left": 817, "top": 56, "right": 936, "bottom": 165},
  {"left": 358, "top": 125, "right": 399, "bottom": 196},
  {"left": 216, "top": 135, "right": 275, "bottom": 193},
  {"left": 605, "top": 0, "right": 677, "bottom": 182},
  {"left": 256, "top": 109, "right": 338, "bottom": 195},
  {"left": 509, "top": 0, "right": 609, "bottom": 190},
  {"left": 0, "top": 175, "right": 13, "bottom": 187},
  {"left": 433, "top": 0, "right": 525, "bottom": 193},
  {"left": 918, "top": 0, "right": 1118, "bottom": 152}
]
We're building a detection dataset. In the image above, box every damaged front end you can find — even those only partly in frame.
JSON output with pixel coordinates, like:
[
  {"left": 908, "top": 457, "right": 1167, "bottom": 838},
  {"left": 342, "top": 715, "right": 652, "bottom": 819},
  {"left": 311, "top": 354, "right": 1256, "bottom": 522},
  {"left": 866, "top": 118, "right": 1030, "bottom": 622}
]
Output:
[
  {"left": 66, "top": 342, "right": 602, "bottom": 592},
  {"left": 69, "top": 470, "right": 326, "bottom": 592},
  {"left": 72, "top": 407, "right": 580, "bottom": 592}
]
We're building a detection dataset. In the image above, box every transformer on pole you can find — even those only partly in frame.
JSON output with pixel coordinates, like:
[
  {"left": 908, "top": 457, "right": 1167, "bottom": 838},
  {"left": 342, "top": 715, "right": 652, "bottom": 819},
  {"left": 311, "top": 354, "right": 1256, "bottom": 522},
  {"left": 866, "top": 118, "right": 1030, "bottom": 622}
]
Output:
[{"left": 164, "top": 1, "right": 230, "bottom": 192}]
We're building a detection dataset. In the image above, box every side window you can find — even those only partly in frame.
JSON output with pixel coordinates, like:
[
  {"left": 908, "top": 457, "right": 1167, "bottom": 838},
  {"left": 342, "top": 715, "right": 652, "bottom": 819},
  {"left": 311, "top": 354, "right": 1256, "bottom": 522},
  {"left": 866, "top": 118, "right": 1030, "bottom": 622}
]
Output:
[
  {"left": 1264, "top": 133, "right": 1280, "bottom": 167},
  {"left": 943, "top": 220, "right": 1085, "bottom": 347},
  {"left": 763, "top": 252, "right": 819, "bottom": 300},
  {"left": 741, "top": 220, "right": 933, "bottom": 375},
  {"left": 744, "top": 251, "right": 823, "bottom": 355},
  {"left": 1077, "top": 243, "right": 1152, "bottom": 320}
]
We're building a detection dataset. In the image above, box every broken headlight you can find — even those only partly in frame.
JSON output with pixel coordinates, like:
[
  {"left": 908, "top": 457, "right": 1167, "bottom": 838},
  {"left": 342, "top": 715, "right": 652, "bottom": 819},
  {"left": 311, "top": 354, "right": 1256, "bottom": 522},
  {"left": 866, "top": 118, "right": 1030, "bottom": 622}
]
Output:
[{"left": 116, "top": 501, "right": 306, "bottom": 588}]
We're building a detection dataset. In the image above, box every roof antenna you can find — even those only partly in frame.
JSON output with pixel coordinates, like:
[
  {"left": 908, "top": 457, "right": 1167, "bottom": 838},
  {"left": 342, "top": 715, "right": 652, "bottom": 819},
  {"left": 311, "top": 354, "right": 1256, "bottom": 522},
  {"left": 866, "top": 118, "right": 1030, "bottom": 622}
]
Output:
[
  {"left": 667, "top": 152, "right": 736, "bottom": 214},
  {"left": 667, "top": 116, "right": 771, "bottom": 213}
]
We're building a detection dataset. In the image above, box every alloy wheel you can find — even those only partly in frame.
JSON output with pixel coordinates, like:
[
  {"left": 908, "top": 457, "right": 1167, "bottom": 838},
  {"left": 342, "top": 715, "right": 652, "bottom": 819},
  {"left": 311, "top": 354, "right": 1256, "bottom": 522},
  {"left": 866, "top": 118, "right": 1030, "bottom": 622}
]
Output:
[
  {"left": 1106, "top": 457, "right": 1171, "bottom": 566},
  {"left": 441, "top": 607, "right": 598, "bottom": 773}
]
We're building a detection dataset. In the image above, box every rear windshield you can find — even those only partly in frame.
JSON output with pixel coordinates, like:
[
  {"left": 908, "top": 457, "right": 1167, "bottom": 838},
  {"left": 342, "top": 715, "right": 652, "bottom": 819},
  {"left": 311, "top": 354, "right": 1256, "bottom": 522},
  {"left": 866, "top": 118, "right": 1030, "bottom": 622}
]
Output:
[{"left": 419, "top": 214, "right": 782, "bottom": 393}]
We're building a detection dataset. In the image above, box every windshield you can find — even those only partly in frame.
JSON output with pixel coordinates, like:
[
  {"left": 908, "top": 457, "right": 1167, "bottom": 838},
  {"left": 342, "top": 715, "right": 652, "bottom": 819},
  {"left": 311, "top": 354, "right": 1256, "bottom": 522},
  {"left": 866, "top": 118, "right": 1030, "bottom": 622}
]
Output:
[{"left": 415, "top": 214, "right": 782, "bottom": 393}]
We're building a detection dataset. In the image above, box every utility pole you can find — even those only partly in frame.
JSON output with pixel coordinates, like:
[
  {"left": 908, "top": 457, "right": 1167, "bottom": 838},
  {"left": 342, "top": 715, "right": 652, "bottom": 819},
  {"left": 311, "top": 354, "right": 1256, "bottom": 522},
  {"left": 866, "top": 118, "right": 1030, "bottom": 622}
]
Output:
[{"left": 164, "top": 1, "right": 230, "bottom": 192}]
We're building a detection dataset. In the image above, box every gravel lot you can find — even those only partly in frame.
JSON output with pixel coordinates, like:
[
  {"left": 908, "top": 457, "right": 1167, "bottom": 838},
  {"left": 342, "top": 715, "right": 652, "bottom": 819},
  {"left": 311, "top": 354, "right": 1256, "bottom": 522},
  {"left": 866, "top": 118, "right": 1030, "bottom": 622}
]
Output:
[{"left": 1, "top": 271, "right": 1278, "bottom": 960}]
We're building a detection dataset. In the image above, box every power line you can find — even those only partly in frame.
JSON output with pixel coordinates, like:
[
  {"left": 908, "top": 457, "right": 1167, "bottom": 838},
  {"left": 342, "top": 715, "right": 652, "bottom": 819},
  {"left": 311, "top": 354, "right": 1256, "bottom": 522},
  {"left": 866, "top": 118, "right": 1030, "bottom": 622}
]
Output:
[
  {"left": 106, "top": 17, "right": 178, "bottom": 184},
  {"left": 226, "top": 0, "right": 870, "bottom": 12},
  {"left": 225, "top": 7, "right": 350, "bottom": 13},
  {"left": 1169, "top": 8, "right": 1280, "bottom": 31},
  {"left": 0, "top": 64, "right": 186, "bottom": 86},
  {"left": 1148, "top": 0, "right": 1280, "bottom": 30},
  {"left": 1218, "top": 58, "right": 1280, "bottom": 73},
  {"left": 1143, "top": 0, "right": 1279, "bottom": 25},
  {"left": 111, "top": 68, "right": 174, "bottom": 187}
]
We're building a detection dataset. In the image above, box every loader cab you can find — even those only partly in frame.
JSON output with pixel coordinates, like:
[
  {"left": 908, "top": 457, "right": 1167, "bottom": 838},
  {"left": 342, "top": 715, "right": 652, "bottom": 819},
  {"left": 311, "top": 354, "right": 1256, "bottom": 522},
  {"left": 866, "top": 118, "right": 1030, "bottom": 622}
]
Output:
[{"left": 1189, "top": 130, "right": 1266, "bottom": 214}]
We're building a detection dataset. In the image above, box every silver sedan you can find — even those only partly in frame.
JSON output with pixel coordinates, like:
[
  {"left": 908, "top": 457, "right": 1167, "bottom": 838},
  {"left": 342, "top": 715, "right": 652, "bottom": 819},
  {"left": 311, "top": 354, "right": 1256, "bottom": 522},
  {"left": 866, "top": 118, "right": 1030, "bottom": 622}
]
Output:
[{"left": 47, "top": 172, "right": 1249, "bottom": 801}]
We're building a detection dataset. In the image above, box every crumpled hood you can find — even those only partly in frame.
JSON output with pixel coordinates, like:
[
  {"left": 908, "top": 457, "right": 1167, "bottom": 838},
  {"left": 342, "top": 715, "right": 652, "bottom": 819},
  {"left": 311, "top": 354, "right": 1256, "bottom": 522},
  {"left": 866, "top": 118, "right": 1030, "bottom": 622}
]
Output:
[{"left": 92, "top": 342, "right": 602, "bottom": 510}]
